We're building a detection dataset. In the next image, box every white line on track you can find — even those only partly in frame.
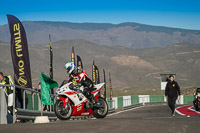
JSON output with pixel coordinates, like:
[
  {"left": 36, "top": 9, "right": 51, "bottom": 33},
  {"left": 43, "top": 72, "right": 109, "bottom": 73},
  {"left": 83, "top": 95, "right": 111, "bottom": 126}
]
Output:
[
  {"left": 107, "top": 106, "right": 146, "bottom": 117},
  {"left": 142, "top": 116, "right": 191, "bottom": 120},
  {"left": 142, "top": 117, "right": 174, "bottom": 120},
  {"left": 188, "top": 106, "right": 200, "bottom": 114},
  {"left": 90, "top": 106, "right": 146, "bottom": 120}
]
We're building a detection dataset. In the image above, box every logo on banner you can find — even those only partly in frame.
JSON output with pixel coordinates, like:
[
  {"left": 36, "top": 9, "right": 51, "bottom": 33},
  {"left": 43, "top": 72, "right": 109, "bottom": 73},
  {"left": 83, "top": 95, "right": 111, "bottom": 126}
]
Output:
[
  {"left": 93, "top": 65, "right": 95, "bottom": 83},
  {"left": 14, "top": 23, "right": 28, "bottom": 86}
]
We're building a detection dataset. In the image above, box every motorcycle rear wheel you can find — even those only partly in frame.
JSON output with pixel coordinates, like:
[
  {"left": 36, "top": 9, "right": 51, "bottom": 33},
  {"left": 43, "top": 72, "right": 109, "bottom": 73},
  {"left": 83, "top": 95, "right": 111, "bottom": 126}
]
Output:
[
  {"left": 93, "top": 97, "right": 108, "bottom": 119},
  {"left": 54, "top": 100, "right": 72, "bottom": 120},
  {"left": 193, "top": 100, "right": 200, "bottom": 111}
]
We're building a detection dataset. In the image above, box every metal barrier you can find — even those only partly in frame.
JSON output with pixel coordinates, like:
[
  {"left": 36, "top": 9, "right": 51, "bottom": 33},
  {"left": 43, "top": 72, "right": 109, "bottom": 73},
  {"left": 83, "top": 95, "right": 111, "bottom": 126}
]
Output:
[
  {"left": 0, "top": 84, "right": 56, "bottom": 124},
  {"left": 17, "top": 109, "right": 56, "bottom": 121}
]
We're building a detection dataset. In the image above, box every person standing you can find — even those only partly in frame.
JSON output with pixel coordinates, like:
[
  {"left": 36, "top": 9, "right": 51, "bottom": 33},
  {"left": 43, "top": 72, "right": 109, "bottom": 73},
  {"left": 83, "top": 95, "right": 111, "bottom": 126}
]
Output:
[{"left": 165, "top": 75, "right": 181, "bottom": 116}]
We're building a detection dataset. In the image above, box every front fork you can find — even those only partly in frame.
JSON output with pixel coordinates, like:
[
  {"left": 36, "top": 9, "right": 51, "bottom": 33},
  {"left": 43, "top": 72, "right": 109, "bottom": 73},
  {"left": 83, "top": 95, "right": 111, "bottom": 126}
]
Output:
[{"left": 57, "top": 97, "right": 69, "bottom": 107}]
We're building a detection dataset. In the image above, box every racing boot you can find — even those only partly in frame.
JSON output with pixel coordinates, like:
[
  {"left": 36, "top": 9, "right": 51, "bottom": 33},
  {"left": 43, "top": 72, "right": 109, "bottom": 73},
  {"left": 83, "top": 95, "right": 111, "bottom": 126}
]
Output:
[{"left": 87, "top": 93, "right": 97, "bottom": 107}]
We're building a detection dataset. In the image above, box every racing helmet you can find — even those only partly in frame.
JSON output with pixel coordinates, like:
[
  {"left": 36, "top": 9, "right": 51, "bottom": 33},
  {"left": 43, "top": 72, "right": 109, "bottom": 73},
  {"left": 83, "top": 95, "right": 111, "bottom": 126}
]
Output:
[
  {"left": 64, "top": 62, "right": 76, "bottom": 75},
  {"left": 197, "top": 87, "right": 200, "bottom": 92}
]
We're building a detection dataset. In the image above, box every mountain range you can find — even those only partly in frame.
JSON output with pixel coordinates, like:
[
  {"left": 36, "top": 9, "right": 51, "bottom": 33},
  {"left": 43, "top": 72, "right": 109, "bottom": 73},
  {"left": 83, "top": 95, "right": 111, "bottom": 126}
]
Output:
[
  {"left": 0, "top": 21, "right": 200, "bottom": 48},
  {"left": 1, "top": 40, "right": 200, "bottom": 96}
]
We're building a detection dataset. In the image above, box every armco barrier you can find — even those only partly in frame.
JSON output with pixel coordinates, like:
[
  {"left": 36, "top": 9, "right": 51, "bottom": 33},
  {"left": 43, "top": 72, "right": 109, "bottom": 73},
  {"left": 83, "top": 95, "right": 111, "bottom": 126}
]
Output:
[{"left": 17, "top": 109, "right": 57, "bottom": 120}]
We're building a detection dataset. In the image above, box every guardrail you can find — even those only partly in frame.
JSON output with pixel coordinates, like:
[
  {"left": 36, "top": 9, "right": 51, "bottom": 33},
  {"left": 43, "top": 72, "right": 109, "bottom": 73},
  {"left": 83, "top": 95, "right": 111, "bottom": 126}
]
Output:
[
  {"left": 0, "top": 83, "right": 56, "bottom": 124},
  {"left": 17, "top": 109, "right": 57, "bottom": 121}
]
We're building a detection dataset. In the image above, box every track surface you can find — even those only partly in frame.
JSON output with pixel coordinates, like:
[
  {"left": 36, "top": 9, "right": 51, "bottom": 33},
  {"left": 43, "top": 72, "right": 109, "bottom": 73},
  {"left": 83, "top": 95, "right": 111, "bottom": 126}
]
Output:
[{"left": 0, "top": 104, "right": 199, "bottom": 133}]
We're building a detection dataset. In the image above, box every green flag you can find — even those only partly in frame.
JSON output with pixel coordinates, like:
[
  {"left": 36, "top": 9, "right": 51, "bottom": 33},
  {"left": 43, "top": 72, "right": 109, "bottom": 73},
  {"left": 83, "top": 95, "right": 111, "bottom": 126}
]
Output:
[{"left": 40, "top": 73, "right": 58, "bottom": 105}]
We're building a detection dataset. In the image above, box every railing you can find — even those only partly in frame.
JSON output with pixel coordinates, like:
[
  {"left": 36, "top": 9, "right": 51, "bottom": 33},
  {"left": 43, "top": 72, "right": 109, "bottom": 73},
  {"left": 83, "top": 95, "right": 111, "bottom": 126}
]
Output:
[{"left": 0, "top": 84, "right": 56, "bottom": 124}]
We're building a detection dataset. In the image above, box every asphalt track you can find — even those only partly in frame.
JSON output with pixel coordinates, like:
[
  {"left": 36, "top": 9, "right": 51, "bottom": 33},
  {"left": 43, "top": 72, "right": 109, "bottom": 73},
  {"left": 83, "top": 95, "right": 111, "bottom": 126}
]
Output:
[{"left": 0, "top": 104, "right": 199, "bottom": 133}]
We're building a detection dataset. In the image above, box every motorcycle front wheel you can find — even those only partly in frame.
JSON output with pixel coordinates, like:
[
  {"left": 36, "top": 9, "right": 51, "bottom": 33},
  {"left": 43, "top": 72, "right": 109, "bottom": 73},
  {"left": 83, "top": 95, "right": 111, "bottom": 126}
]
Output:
[
  {"left": 93, "top": 97, "right": 108, "bottom": 119},
  {"left": 54, "top": 100, "right": 72, "bottom": 120}
]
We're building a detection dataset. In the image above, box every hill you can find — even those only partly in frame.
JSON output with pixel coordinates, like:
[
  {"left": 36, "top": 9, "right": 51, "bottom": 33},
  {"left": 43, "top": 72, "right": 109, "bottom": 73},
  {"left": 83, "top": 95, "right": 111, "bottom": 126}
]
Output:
[
  {"left": 1, "top": 40, "right": 200, "bottom": 96},
  {"left": 0, "top": 21, "right": 200, "bottom": 48}
]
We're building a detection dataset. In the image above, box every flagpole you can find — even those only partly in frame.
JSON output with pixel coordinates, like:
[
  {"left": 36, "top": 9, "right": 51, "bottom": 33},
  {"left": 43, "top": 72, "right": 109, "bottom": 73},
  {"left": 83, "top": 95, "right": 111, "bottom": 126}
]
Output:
[
  {"left": 71, "top": 46, "right": 76, "bottom": 63},
  {"left": 103, "top": 69, "right": 106, "bottom": 100},
  {"left": 49, "top": 34, "right": 53, "bottom": 79},
  {"left": 109, "top": 72, "right": 112, "bottom": 100},
  {"left": 92, "top": 61, "right": 96, "bottom": 85}
]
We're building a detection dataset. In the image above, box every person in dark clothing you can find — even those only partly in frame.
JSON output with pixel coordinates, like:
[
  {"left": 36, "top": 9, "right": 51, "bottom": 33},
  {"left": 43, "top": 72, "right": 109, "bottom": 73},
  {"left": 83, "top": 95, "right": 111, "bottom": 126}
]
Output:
[{"left": 165, "top": 75, "right": 181, "bottom": 116}]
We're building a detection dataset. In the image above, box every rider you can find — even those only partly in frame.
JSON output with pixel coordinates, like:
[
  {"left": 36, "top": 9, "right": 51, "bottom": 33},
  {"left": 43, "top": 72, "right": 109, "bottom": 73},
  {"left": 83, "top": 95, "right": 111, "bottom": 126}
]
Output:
[
  {"left": 194, "top": 86, "right": 200, "bottom": 99},
  {"left": 64, "top": 62, "right": 95, "bottom": 104}
]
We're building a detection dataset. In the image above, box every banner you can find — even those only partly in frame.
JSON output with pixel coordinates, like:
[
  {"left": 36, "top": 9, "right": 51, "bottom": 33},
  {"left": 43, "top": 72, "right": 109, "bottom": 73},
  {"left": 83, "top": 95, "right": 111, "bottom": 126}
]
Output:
[
  {"left": 95, "top": 65, "right": 100, "bottom": 84},
  {"left": 103, "top": 69, "right": 106, "bottom": 100},
  {"left": 77, "top": 55, "right": 83, "bottom": 69},
  {"left": 49, "top": 34, "right": 54, "bottom": 95},
  {"left": 7, "top": 15, "right": 32, "bottom": 88},
  {"left": 92, "top": 61, "right": 96, "bottom": 85},
  {"left": 109, "top": 72, "right": 113, "bottom": 100},
  {"left": 49, "top": 34, "right": 53, "bottom": 79},
  {"left": 40, "top": 73, "right": 58, "bottom": 105},
  {"left": 71, "top": 46, "right": 76, "bottom": 63},
  {"left": 92, "top": 61, "right": 100, "bottom": 85}
]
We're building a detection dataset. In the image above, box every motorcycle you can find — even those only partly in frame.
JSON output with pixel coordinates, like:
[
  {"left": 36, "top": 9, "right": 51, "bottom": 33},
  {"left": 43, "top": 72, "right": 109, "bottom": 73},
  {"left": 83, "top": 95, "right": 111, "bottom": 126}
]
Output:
[
  {"left": 54, "top": 82, "right": 108, "bottom": 120},
  {"left": 193, "top": 93, "right": 200, "bottom": 111}
]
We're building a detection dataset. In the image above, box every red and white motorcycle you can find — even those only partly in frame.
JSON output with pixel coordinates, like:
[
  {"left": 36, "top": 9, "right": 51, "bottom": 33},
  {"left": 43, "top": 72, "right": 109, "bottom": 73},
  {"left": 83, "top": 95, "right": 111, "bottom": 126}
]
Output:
[{"left": 54, "top": 82, "right": 108, "bottom": 120}]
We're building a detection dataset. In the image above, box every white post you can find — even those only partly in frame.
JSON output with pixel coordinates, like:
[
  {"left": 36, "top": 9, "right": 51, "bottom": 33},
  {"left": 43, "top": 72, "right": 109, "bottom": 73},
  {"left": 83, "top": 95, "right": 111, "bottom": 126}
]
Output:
[
  {"left": 12, "top": 86, "right": 15, "bottom": 124},
  {"left": 0, "top": 85, "right": 7, "bottom": 124}
]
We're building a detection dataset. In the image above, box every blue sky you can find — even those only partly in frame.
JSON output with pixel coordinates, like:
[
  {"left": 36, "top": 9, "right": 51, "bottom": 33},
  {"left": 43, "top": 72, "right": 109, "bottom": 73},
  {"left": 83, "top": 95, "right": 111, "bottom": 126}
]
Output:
[{"left": 0, "top": 0, "right": 200, "bottom": 30}]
